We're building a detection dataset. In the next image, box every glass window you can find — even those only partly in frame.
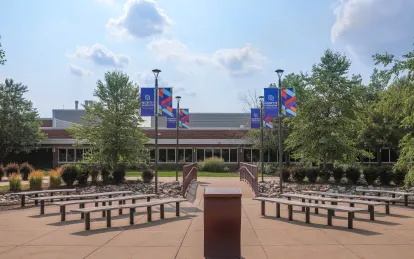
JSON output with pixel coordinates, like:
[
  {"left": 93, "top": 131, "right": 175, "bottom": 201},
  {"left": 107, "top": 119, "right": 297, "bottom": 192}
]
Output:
[
  {"left": 185, "top": 149, "right": 193, "bottom": 162},
  {"left": 75, "top": 149, "right": 84, "bottom": 162},
  {"left": 230, "top": 149, "right": 238, "bottom": 162},
  {"left": 150, "top": 149, "right": 155, "bottom": 162},
  {"left": 178, "top": 149, "right": 184, "bottom": 162},
  {"left": 222, "top": 149, "right": 230, "bottom": 162},
  {"left": 213, "top": 149, "right": 221, "bottom": 158},
  {"left": 252, "top": 149, "right": 260, "bottom": 162},
  {"left": 390, "top": 149, "right": 398, "bottom": 162},
  {"left": 197, "top": 149, "right": 204, "bottom": 162},
  {"left": 167, "top": 149, "right": 175, "bottom": 162},
  {"left": 244, "top": 149, "right": 252, "bottom": 162},
  {"left": 58, "top": 149, "right": 66, "bottom": 162},
  {"left": 159, "top": 149, "right": 167, "bottom": 162},
  {"left": 269, "top": 150, "right": 277, "bottom": 162},
  {"left": 205, "top": 149, "right": 213, "bottom": 159},
  {"left": 381, "top": 148, "right": 390, "bottom": 163},
  {"left": 264, "top": 150, "right": 269, "bottom": 162},
  {"left": 67, "top": 149, "right": 75, "bottom": 162}
]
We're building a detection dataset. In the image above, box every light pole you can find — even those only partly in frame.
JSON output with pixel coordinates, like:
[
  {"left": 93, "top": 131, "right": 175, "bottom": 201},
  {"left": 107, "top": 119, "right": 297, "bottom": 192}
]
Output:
[
  {"left": 259, "top": 95, "right": 264, "bottom": 182},
  {"left": 175, "top": 96, "right": 182, "bottom": 182},
  {"left": 152, "top": 69, "right": 161, "bottom": 194},
  {"left": 275, "top": 69, "right": 284, "bottom": 193}
]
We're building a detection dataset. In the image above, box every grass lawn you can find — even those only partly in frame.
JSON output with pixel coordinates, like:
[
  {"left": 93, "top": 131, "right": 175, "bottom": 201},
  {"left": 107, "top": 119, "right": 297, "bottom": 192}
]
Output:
[{"left": 126, "top": 171, "right": 246, "bottom": 178}]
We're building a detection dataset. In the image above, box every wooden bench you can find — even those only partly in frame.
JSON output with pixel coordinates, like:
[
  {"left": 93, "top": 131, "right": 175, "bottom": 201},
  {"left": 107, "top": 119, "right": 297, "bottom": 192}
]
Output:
[
  {"left": 51, "top": 194, "right": 157, "bottom": 221},
  {"left": 30, "top": 191, "right": 133, "bottom": 215},
  {"left": 71, "top": 198, "right": 187, "bottom": 230},
  {"left": 280, "top": 193, "right": 343, "bottom": 216},
  {"left": 358, "top": 196, "right": 401, "bottom": 212},
  {"left": 356, "top": 189, "right": 413, "bottom": 206},
  {"left": 11, "top": 189, "right": 76, "bottom": 207},
  {"left": 302, "top": 190, "right": 361, "bottom": 199},
  {"left": 254, "top": 197, "right": 365, "bottom": 229}
]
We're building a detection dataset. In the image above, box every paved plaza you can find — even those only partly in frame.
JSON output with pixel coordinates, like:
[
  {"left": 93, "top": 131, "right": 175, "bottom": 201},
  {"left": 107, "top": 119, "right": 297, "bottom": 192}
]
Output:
[{"left": 0, "top": 178, "right": 414, "bottom": 259}]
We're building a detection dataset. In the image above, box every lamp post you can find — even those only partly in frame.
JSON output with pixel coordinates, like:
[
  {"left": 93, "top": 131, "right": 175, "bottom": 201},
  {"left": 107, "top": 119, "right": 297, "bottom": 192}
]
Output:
[
  {"left": 175, "top": 96, "right": 182, "bottom": 182},
  {"left": 259, "top": 95, "right": 264, "bottom": 182},
  {"left": 275, "top": 69, "right": 284, "bottom": 193},
  {"left": 152, "top": 69, "right": 161, "bottom": 194}
]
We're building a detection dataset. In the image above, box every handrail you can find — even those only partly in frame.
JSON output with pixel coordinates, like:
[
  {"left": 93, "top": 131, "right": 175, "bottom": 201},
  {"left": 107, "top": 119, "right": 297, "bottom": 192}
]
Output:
[
  {"left": 182, "top": 163, "right": 198, "bottom": 197},
  {"left": 238, "top": 166, "right": 256, "bottom": 180},
  {"left": 238, "top": 162, "right": 258, "bottom": 196}
]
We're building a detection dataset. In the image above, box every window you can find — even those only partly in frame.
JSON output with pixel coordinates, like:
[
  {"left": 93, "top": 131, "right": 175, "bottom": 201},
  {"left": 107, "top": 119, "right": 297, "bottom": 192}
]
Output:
[
  {"left": 197, "top": 149, "right": 204, "bottom": 162},
  {"left": 205, "top": 149, "right": 213, "bottom": 159},
  {"left": 67, "top": 149, "right": 75, "bottom": 162},
  {"left": 264, "top": 150, "right": 269, "bottom": 162},
  {"left": 185, "top": 149, "right": 193, "bottom": 162},
  {"left": 150, "top": 149, "right": 155, "bottom": 162},
  {"left": 390, "top": 149, "right": 398, "bottom": 162},
  {"left": 252, "top": 149, "right": 260, "bottom": 162},
  {"left": 269, "top": 150, "right": 277, "bottom": 162},
  {"left": 244, "top": 149, "right": 252, "bottom": 162},
  {"left": 58, "top": 149, "right": 66, "bottom": 162},
  {"left": 222, "top": 149, "right": 230, "bottom": 162},
  {"left": 230, "top": 149, "right": 238, "bottom": 162},
  {"left": 213, "top": 149, "right": 221, "bottom": 158},
  {"left": 76, "top": 149, "right": 84, "bottom": 162},
  {"left": 178, "top": 149, "right": 185, "bottom": 162},
  {"left": 381, "top": 148, "right": 390, "bottom": 163},
  {"left": 159, "top": 149, "right": 167, "bottom": 162},
  {"left": 167, "top": 149, "right": 175, "bottom": 162}
]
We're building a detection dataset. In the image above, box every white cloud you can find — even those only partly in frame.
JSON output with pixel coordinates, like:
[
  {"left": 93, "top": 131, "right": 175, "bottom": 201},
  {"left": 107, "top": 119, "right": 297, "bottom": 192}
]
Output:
[
  {"left": 71, "top": 44, "right": 130, "bottom": 68},
  {"left": 331, "top": 0, "right": 414, "bottom": 61},
  {"left": 107, "top": 0, "right": 172, "bottom": 39},
  {"left": 147, "top": 39, "right": 267, "bottom": 77},
  {"left": 68, "top": 63, "right": 92, "bottom": 76}
]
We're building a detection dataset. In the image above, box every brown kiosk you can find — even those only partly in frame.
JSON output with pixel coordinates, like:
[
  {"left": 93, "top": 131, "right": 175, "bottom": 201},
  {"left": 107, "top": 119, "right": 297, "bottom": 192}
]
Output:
[{"left": 204, "top": 187, "right": 242, "bottom": 259}]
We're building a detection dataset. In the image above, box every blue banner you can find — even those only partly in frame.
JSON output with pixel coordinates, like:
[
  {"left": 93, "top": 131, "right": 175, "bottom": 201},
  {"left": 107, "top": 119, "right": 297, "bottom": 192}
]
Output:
[
  {"left": 167, "top": 109, "right": 177, "bottom": 128},
  {"left": 140, "top": 88, "right": 155, "bottom": 116},
  {"left": 264, "top": 88, "right": 278, "bottom": 116},
  {"left": 251, "top": 108, "right": 260, "bottom": 129}
]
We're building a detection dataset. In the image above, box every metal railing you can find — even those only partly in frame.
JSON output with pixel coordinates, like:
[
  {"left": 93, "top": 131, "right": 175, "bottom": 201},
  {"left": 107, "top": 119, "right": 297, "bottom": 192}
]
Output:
[
  {"left": 238, "top": 162, "right": 258, "bottom": 196},
  {"left": 182, "top": 163, "right": 198, "bottom": 197}
]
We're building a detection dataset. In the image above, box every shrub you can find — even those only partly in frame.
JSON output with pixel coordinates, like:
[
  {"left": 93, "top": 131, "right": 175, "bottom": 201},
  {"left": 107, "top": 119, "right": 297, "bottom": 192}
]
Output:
[
  {"left": 393, "top": 168, "right": 407, "bottom": 185},
  {"left": 0, "top": 164, "right": 5, "bottom": 180},
  {"left": 290, "top": 167, "right": 306, "bottom": 182},
  {"left": 346, "top": 167, "right": 361, "bottom": 184},
  {"left": 5, "top": 163, "right": 19, "bottom": 177},
  {"left": 20, "top": 162, "right": 34, "bottom": 181},
  {"left": 200, "top": 157, "right": 224, "bottom": 172},
  {"left": 8, "top": 173, "right": 22, "bottom": 192},
  {"left": 112, "top": 163, "right": 126, "bottom": 184},
  {"left": 305, "top": 168, "right": 319, "bottom": 183},
  {"left": 378, "top": 166, "right": 393, "bottom": 185},
  {"left": 101, "top": 165, "right": 111, "bottom": 185},
  {"left": 49, "top": 169, "right": 62, "bottom": 188},
  {"left": 363, "top": 167, "right": 379, "bottom": 185},
  {"left": 276, "top": 167, "right": 290, "bottom": 182},
  {"left": 223, "top": 167, "right": 230, "bottom": 173},
  {"left": 76, "top": 165, "right": 90, "bottom": 186},
  {"left": 263, "top": 163, "right": 276, "bottom": 175},
  {"left": 142, "top": 169, "right": 154, "bottom": 183},
  {"left": 91, "top": 168, "right": 99, "bottom": 185},
  {"left": 318, "top": 170, "right": 331, "bottom": 182},
  {"left": 29, "top": 170, "right": 44, "bottom": 190},
  {"left": 332, "top": 167, "right": 344, "bottom": 183},
  {"left": 60, "top": 164, "right": 81, "bottom": 186}
]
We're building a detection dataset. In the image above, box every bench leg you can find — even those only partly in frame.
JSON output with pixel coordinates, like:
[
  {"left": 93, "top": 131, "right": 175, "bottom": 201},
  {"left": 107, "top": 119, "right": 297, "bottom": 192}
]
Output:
[
  {"left": 129, "top": 208, "right": 134, "bottom": 225},
  {"left": 35, "top": 194, "right": 39, "bottom": 206},
  {"left": 50, "top": 192, "right": 54, "bottom": 203},
  {"left": 348, "top": 212, "right": 353, "bottom": 229},
  {"left": 385, "top": 202, "right": 390, "bottom": 214},
  {"left": 369, "top": 205, "right": 374, "bottom": 220},
  {"left": 315, "top": 200, "right": 319, "bottom": 214},
  {"left": 119, "top": 200, "right": 123, "bottom": 215},
  {"left": 288, "top": 205, "right": 293, "bottom": 221},
  {"left": 331, "top": 202, "right": 337, "bottom": 216},
  {"left": 321, "top": 196, "right": 325, "bottom": 204},
  {"left": 85, "top": 213, "right": 90, "bottom": 230},
  {"left": 147, "top": 206, "right": 152, "bottom": 222},
  {"left": 327, "top": 210, "right": 333, "bottom": 226},
  {"left": 305, "top": 207, "right": 310, "bottom": 224},
  {"left": 377, "top": 193, "right": 381, "bottom": 197},
  {"left": 392, "top": 194, "right": 396, "bottom": 205},
  {"left": 95, "top": 202, "right": 98, "bottom": 207},
  {"left": 21, "top": 195, "right": 26, "bottom": 207},
  {"left": 404, "top": 195, "right": 408, "bottom": 206},
  {"left": 176, "top": 202, "right": 180, "bottom": 217},
  {"left": 276, "top": 203, "right": 280, "bottom": 218},
  {"left": 362, "top": 191, "right": 365, "bottom": 196},
  {"left": 61, "top": 206, "right": 66, "bottom": 222},
  {"left": 160, "top": 204, "right": 165, "bottom": 219},
  {"left": 102, "top": 202, "right": 106, "bottom": 217},
  {"left": 106, "top": 210, "right": 111, "bottom": 227},
  {"left": 301, "top": 199, "right": 305, "bottom": 212},
  {"left": 287, "top": 197, "right": 291, "bottom": 201},
  {"left": 80, "top": 204, "right": 85, "bottom": 219},
  {"left": 147, "top": 197, "right": 151, "bottom": 202},
  {"left": 40, "top": 200, "right": 45, "bottom": 215},
  {"left": 261, "top": 201, "right": 265, "bottom": 216},
  {"left": 132, "top": 199, "right": 136, "bottom": 204},
  {"left": 350, "top": 202, "right": 355, "bottom": 207}
]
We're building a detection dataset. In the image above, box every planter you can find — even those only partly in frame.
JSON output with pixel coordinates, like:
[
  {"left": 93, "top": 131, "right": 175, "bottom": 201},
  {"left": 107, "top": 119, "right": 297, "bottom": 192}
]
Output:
[{"left": 30, "top": 182, "right": 42, "bottom": 190}]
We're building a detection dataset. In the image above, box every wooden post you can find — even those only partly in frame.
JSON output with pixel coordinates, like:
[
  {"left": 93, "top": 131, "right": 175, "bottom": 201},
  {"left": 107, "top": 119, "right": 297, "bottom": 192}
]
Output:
[
  {"left": 369, "top": 205, "right": 374, "bottom": 221},
  {"left": 102, "top": 202, "right": 106, "bottom": 217},
  {"left": 301, "top": 198, "right": 305, "bottom": 212},
  {"left": 276, "top": 203, "right": 280, "bottom": 218},
  {"left": 118, "top": 200, "right": 123, "bottom": 215},
  {"left": 129, "top": 208, "right": 134, "bottom": 225},
  {"left": 350, "top": 202, "right": 355, "bottom": 207},
  {"left": 40, "top": 200, "right": 45, "bottom": 215},
  {"left": 160, "top": 204, "right": 165, "bottom": 219},
  {"left": 147, "top": 197, "right": 151, "bottom": 202},
  {"left": 80, "top": 204, "right": 85, "bottom": 219},
  {"left": 392, "top": 193, "right": 396, "bottom": 205},
  {"left": 85, "top": 213, "right": 90, "bottom": 230},
  {"left": 147, "top": 206, "right": 152, "bottom": 222},
  {"left": 314, "top": 200, "right": 319, "bottom": 214},
  {"left": 21, "top": 195, "right": 26, "bottom": 207},
  {"left": 61, "top": 206, "right": 66, "bottom": 222},
  {"left": 327, "top": 210, "right": 333, "bottom": 226},
  {"left": 261, "top": 201, "right": 265, "bottom": 216},
  {"left": 348, "top": 212, "right": 353, "bottom": 229},
  {"left": 288, "top": 205, "right": 293, "bottom": 221},
  {"left": 176, "top": 202, "right": 180, "bottom": 216},
  {"left": 35, "top": 194, "right": 39, "bottom": 206},
  {"left": 404, "top": 195, "right": 408, "bottom": 206},
  {"left": 385, "top": 203, "right": 390, "bottom": 214},
  {"left": 305, "top": 207, "right": 310, "bottom": 224},
  {"left": 106, "top": 210, "right": 111, "bottom": 227}
]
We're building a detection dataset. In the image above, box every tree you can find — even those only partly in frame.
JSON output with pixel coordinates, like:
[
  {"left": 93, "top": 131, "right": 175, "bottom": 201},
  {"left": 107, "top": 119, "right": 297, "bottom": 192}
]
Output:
[
  {"left": 0, "top": 36, "right": 6, "bottom": 65},
  {"left": 285, "top": 49, "right": 368, "bottom": 175},
  {"left": 0, "top": 79, "right": 45, "bottom": 161},
  {"left": 68, "top": 70, "right": 149, "bottom": 169}
]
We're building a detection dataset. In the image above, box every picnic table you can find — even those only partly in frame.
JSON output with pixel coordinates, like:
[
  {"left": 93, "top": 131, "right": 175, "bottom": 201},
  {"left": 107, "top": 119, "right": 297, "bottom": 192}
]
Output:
[
  {"left": 11, "top": 189, "right": 76, "bottom": 207},
  {"left": 356, "top": 189, "right": 413, "bottom": 206}
]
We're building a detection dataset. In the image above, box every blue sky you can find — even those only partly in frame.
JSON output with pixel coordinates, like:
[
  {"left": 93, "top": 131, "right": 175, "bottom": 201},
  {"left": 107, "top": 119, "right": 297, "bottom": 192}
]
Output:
[{"left": 1, "top": 0, "right": 413, "bottom": 118}]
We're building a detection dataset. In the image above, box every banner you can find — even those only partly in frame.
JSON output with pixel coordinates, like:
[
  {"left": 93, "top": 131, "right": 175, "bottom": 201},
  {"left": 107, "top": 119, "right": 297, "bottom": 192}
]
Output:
[
  {"left": 264, "top": 88, "right": 278, "bottom": 116},
  {"left": 264, "top": 110, "right": 273, "bottom": 128},
  {"left": 158, "top": 88, "right": 173, "bottom": 117},
  {"left": 166, "top": 108, "right": 177, "bottom": 128},
  {"left": 282, "top": 88, "right": 296, "bottom": 117},
  {"left": 250, "top": 108, "right": 260, "bottom": 129},
  {"left": 140, "top": 88, "right": 155, "bottom": 116},
  {"left": 179, "top": 109, "right": 190, "bottom": 129}
]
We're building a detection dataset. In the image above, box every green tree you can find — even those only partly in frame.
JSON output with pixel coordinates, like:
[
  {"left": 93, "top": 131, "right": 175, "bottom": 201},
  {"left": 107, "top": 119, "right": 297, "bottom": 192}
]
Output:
[
  {"left": 0, "top": 35, "right": 6, "bottom": 65},
  {"left": 286, "top": 49, "right": 368, "bottom": 175},
  {"left": 68, "top": 70, "right": 149, "bottom": 169},
  {"left": 0, "top": 79, "right": 45, "bottom": 161}
]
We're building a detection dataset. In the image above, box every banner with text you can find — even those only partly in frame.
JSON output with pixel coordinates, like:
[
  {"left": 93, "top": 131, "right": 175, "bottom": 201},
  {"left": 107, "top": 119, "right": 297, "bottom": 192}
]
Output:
[
  {"left": 166, "top": 108, "right": 177, "bottom": 128},
  {"left": 264, "top": 110, "right": 273, "bottom": 128},
  {"left": 282, "top": 88, "right": 297, "bottom": 117},
  {"left": 158, "top": 88, "right": 173, "bottom": 117},
  {"left": 251, "top": 108, "right": 260, "bottom": 129},
  {"left": 179, "top": 109, "right": 190, "bottom": 129},
  {"left": 264, "top": 88, "right": 278, "bottom": 116},
  {"left": 140, "top": 88, "right": 155, "bottom": 116}
]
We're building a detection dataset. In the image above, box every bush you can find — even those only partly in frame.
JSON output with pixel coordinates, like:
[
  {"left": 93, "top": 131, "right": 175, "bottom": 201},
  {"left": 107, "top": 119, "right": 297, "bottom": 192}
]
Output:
[
  {"left": 112, "top": 163, "right": 126, "bottom": 184},
  {"left": 223, "top": 166, "right": 230, "bottom": 173},
  {"left": 200, "top": 157, "right": 224, "bottom": 172},
  {"left": 394, "top": 168, "right": 407, "bottom": 185},
  {"left": 91, "top": 168, "right": 99, "bottom": 185},
  {"left": 76, "top": 165, "right": 90, "bottom": 186},
  {"left": 378, "top": 166, "right": 393, "bottom": 185},
  {"left": 29, "top": 170, "right": 44, "bottom": 190},
  {"left": 0, "top": 164, "right": 5, "bottom": 180},
  {"left": 276, "top": 167, "right": 290, "bottom": 182},
  {"left": 263, "top": 163, "right": 276, "bottom": 175},
  {"left": 346, "top": 167, "right": 361, "bottom": 184},
  {"left": 290, "top": 167, "right": 306, "bottom": 182},
  {"left": 20, "top": 162, "right": 34, "bottom": 181},
  {"left": 49, "top": 169, "right": 62, "bottom": 188},
  {"left": 60, "top": 164, "right": 81, "bottom": 186},
  {"left": 318, "top": 170, "right": 331, "bottom": 182},
  {"left": 8, "top": 173, "right": 22, "bottom": 192},
  {"left": 332, "top": 167, "right": 344, "bottom": 183},
  {"left": 305, "top": 168, "right": 319, "bottom": 183},
  {"left": 363, "top": 167, "right": 379, "bottom": 185},
  {"left": 101, "top": 165, "right": 111, "bottom": 185},
  {"left": 141, "top": 169, "right": 154, "bottom": 183},
  {"left": 5, "top": 163, "right": 19, "bottom": 177}
]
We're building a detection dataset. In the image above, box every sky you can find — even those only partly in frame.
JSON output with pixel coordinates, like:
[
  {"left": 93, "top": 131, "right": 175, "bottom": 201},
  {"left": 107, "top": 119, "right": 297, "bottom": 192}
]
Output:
[{"left": 1, "top": 0, "right": 413, "bottom": 118}]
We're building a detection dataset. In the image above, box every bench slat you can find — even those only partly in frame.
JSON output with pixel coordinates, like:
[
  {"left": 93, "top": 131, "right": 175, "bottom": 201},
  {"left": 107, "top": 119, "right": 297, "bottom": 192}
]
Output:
[
  {"left": 282, "top": 193, "right": 386, "bottom": 206},
  {"left": 356, "top": 189, "right": 412, "bottom": 196},
  {"left": 29, "top": 191, "right": 134, "bottom": 201},
  {"left": 11, "top": 189, "right": 76, "bottom": 196},
  {"left": 51, "top": 194, "right": 157, "bottom": 206},
  {"left": 359, "top": 196, "right": 401, "bottom": 202},
  {"left": 302, "top": 191, "right": 360, "bottom": 199}
]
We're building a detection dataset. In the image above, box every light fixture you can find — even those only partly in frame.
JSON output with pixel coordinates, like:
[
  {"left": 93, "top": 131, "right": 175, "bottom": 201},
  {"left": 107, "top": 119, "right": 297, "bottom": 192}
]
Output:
[
  {"left": 275, "top": 69, "right": 284, "bottom": 79},
  {"left": 152, "top": 69, "right": 161, "bottom": 78}
]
